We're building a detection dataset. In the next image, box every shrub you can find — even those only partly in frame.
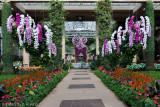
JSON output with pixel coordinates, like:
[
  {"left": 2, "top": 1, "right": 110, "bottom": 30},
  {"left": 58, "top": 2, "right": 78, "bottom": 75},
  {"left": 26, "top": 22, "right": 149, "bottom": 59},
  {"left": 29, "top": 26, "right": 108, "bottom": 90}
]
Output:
[
  {"left": 62, "top": 62, "right": 72, "bottom": 70},
  {"left": 90, "top": 55, "right": 101, "bottom": 70}
]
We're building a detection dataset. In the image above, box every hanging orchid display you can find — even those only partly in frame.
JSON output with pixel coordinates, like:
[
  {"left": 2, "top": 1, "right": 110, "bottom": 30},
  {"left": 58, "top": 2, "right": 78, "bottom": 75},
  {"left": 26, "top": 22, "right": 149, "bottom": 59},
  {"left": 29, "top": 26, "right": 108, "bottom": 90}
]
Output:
[
  {"left": 72, "top": 36, "right": 88, "bottom": 62},
  {"left": 44, "top": 25, "right": 57, "bottom": 57},
  {"left": 72, "top": 36, "right": 87, "bottom": 50},
  {"left": 102, "top": 16, "right": 151, "bottom": 57},
  {"left": 6, "top": 13, "right": 57, "bottom": 59}
]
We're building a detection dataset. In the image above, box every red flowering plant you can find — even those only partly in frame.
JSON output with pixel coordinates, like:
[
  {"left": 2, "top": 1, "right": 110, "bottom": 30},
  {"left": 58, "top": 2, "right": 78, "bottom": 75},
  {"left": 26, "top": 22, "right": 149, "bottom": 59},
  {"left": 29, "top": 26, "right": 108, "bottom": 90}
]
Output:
[
  {"left": 97, "top": 67, "right": 160, "bottom": 106},
  {"left": 0, "top": 68, "right": 64, "bottom": 106}
]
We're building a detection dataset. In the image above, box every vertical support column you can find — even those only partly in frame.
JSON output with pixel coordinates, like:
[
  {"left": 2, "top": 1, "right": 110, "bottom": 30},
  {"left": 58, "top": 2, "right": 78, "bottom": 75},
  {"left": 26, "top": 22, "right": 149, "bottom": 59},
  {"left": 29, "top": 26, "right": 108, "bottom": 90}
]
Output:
[
  {"left": 62, "top": 28, "right": 65, "bottom": 61},
  {"left": 96, "top": 22, "right": 99, "bottom": 55},
  {"left": 23, "top": 48, "right": 29, "bottom": 67}
]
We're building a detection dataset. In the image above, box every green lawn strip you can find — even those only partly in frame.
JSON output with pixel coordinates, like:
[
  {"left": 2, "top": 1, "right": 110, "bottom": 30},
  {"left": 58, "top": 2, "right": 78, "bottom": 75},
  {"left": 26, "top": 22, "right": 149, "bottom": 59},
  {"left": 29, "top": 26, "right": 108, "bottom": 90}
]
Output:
[
  {"left": 140, "top": 71, "right": 160, "bottom": 79},
  {"left": 94, "top": 70, "right": 155, "bottom": 107},
  {"left": 0, "top": 75, "right": 19, "bottom": 82}
]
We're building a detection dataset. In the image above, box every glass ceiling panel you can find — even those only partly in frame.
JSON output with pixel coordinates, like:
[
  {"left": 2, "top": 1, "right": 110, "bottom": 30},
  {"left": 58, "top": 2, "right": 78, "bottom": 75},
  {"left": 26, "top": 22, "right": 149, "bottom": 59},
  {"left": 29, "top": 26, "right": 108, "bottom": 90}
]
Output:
[
  {"left": 18, "top": 3, "right": 139, "bottom": 6},
  {"left": 65, "top": 21, "right": 96, "bottom": 31}
]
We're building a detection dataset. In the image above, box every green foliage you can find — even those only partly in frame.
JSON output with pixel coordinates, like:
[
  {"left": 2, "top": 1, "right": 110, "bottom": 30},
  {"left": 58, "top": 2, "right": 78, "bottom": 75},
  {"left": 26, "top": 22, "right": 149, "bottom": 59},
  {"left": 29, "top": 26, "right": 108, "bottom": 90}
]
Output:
[
  {"left": 94, "top": 70, "right": 155, "bottom": 107},
  {"left": 145, "top": 0, "right": 155, "bottom": 70},
  {"left": 2, "top": 2, "right": 14, "bottom": 74},
  {"left": 49, "top": 0, "right": 67, "bottom": 70},
  {"left": 120, "top": 37, "right": 142, "bottom": 68},
  {"left": 103, "top": 52, "right": 121, "bottom": 70},
  {"left": 90, "top": 55, "right": 101, "bottom": 70},
  {"left": 62, "top": 62, "right": 72, "bottom": 70},
  {"left": 0, "top": 62, "right": 3, "bottom": 75},
  {"left": 95, "top": 0, "right": 112, "bottom": 52}
]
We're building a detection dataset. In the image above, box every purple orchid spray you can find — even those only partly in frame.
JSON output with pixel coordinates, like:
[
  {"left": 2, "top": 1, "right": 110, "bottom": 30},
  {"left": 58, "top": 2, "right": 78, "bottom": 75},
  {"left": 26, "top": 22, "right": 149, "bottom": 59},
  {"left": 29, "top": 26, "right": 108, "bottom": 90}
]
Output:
[
  {"left": 129, "top": 16, "right": 135, "bottom": 30},
  {"left": 104, "top": 39, "right": 108, "bottom": 54},
  {"left": 134, "top": 24, "right": 140, "bottom": 42},
  {"left": 115, "top": 40, "right": 119, "bottom": 53},
  {"left": 37, "top": 24, "right": 43, "bottom": 42},
  {"left": 148, "top": 24, "right": 151, "bottom": 37},
  {"left": 129, "top": 30, "right": 134, "bottom": 47},
  {"left": 16, "top": 13, "right": 20, "bottom": 26}
]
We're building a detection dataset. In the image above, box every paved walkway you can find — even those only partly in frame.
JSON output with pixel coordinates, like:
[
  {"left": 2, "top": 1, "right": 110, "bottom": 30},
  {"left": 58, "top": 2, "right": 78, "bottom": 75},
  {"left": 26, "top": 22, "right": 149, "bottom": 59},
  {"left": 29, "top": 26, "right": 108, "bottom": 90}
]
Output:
[{"left": 38, "top": 69, "right": 127, "bottom": 107}]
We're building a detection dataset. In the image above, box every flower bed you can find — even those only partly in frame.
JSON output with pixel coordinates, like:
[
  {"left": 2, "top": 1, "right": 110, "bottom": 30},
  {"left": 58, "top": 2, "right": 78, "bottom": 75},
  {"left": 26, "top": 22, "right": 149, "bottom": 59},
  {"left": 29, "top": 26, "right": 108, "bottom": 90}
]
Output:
[
  {"left": 0, "top": 69, "right": 68, "bottom": 106},
  {"left": 94, "top": 67, "right": 160, "bottom": 107}
]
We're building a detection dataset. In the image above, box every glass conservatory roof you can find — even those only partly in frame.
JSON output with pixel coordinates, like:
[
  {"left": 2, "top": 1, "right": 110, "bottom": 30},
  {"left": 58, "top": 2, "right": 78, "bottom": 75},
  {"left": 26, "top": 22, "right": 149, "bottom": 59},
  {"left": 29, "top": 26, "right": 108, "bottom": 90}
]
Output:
[{"left": 0, "top": 2, "right": 160, "bottom": 11}]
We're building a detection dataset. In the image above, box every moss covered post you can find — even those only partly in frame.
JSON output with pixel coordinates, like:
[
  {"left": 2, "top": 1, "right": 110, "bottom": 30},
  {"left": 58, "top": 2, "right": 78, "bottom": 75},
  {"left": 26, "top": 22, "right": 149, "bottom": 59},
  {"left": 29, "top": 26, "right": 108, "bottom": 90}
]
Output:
[
  {"left": 145, "top": 0, "right": 155, "bottom": 70},
  {"left": 95, "top": 0, "right": 112, "bottom": 53},
  {"left": 2, "top": 2, "right": 14, "bottom": 74},
  {"left": 50, "top": 0, "right": 66, "bottom": 70}
]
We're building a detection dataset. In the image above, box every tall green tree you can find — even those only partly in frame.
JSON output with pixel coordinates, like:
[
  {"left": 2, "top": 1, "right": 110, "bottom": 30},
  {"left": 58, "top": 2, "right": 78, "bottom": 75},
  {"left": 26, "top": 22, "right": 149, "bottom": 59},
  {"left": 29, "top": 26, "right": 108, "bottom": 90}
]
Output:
[
  {"left": 145, "top": 0, "right": 155, "bottom": 70},
  {"left": 2, "top": 2, "right": 14, "bottom": 74},
  {"left": 49, "top": 0, "right": 66, "bottom": 70},
  {"left": 95, "top": 0, "right": 112, "bottom": 52}
]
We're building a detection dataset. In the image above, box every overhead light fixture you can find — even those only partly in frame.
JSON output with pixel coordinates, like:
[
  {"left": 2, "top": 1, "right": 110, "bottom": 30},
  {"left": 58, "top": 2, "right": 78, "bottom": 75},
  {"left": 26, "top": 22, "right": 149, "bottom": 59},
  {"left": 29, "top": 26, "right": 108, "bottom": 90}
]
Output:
[{"left": 77, "top": 16, "right": 83, "bottom": 21}]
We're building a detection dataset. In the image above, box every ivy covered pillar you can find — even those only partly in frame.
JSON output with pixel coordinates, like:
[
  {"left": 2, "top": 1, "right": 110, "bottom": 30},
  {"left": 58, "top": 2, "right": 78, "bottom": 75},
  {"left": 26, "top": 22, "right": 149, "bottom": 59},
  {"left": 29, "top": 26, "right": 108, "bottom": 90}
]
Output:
[
  {"left": 2, "top": 2, "right": 14, "bottom": 74},
  {"left": 50, "top": 0, "right": 66, "bottom": 70},
  {"left": 95, "top": 0, "right": 112, "bottom": 53},
  {"left": 145, "top": 0, "right": 155, "bottom": 70}
]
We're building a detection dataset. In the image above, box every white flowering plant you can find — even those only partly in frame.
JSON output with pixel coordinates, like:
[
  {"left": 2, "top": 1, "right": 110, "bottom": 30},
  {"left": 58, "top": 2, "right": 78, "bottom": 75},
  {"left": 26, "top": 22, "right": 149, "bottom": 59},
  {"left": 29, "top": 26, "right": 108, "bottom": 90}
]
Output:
[{"left": 6, "top": 13, "right": 57, "bottom": 66}]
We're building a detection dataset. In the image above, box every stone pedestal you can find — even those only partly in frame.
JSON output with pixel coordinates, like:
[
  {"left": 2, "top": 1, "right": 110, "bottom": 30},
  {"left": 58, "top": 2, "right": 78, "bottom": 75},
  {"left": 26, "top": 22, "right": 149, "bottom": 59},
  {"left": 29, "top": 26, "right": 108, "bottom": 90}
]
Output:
[
  {"left": 133, "top": 55, "right": 137, "bottom": 65},
  {"left": 23, "top": 48, "right": 29, "bottom": 67}
]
